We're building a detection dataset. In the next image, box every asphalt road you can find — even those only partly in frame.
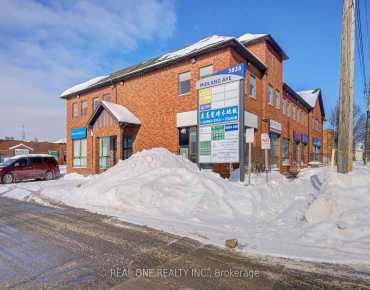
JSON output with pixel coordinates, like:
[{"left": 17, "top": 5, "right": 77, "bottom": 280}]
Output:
[{"left": 0, "top": 197, "right": 369, "bottom": 290}]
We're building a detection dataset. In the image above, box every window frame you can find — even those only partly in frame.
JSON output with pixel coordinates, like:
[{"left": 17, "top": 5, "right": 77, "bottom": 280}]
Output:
[
  {"left": 81, "top": 100, "right": 88, "bottom": 116},
  {"left": 72, "top": 103, "right": 78, "bottom": 118},
  {"left": 275, "top": 90, "right": 280, "bottom": 109},
  {"left": 93, "top": 97, "right": 100, "bottom": 111},
  {"left": 199, "top": 65, "right": 213, "bottom": 79},
  {"left": 103, "top": 94, "right": 110, "bottom": 102},
  {"left": 249, "top": 74, "right": 256, "bottom": 98},
  {"left": 268, "top": 84, "right": 273, "bottom": 105},
  {"left": 72, "top": 139, "right": 87, "bottom": 168},
  {"left": 178, "top": 71, "right": 191, "bottom": 96}
]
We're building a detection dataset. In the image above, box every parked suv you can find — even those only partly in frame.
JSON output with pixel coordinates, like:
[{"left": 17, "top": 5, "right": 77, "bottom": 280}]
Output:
[{"left": 0, "top": 154, "right": 60, "bottom": 184}]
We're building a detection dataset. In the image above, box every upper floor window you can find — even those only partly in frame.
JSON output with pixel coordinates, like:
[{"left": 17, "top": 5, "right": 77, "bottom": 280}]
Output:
[
  {"left": 103, "top": 94, "right": 110, "bottom": 102},
  {"left": 249, "top": 75, "right": 256, "bottom": 98},
  {"left": 93, "top": 97, "right": 99, "bottom": 110},
  {"left": 275, "top": 90, "right": 280, "bottom": 109},
  {"left": 72, "top": 103, "right": 78, "bottom": 118},
  {"left": 179, "top": 71, "right": 191, "bottom": 95},
  {"left": 268, "top": 85, "right": 273, "bottom": 105},
  {"left": 282, "top": 99, "right": 285, "bottom": 114},
  {"left": 199, "top": 65, "right": 213, "bottom": 79},
  {"left": 81, "top": 100, "right": 88, "bottom": 116}
]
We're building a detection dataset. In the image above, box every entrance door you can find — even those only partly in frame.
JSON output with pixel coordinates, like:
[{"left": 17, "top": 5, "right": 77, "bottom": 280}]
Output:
[
  {"left": 123, "top": 134, "right": 133, "bottom": 160},
  {"left": 270, "top": 133, "right": 279, "bottom": 168}
]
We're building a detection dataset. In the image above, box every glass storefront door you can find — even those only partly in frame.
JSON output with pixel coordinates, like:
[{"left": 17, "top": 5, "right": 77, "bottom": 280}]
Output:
[{"left": 270, "top": 133, "right": 279, "bottom": 168}]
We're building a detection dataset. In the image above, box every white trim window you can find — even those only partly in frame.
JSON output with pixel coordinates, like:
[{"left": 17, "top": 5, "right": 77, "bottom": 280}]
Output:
[
  {"left": 73, "top": 139, "right": 87, "bottom": 168},
  {"left": 93, "top": 97, "right": 99, "bottom": 110},
  {"left": 275, "top": 90, "right": 280, "bottom": 109},
  {"left": 199, "top": 65, "right": 213, "bottom": 79},
  {"left": 72, "top": 103, "right": 78, "bottom": 118},
  {"left": 282, "top": 99, "right": 285, "bottom": 114},
  {"left": 15, "top": 148, "right": 30, "bottom": 156},
  {"left": 81, "top": 100, "right": 88, "bottom": 116},
  {"left": 249, "top": 74, "right": 256, "bottom": 98},
  {"left": 178, "top": 71, "right": 191, "bottom": 95},
  {"left": 268, "top": 85, "right": 273, "bottom": 105}
]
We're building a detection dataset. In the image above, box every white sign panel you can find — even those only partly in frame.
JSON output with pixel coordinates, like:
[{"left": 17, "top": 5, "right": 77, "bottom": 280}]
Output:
[
  {"left": 270, "top": 119, "right": 282, "bottom": 134},
  {"left": 245, "top": 128, "right": 254, "bottom": 143},
  {"left": 197, "top": 64, "right": 246, "bottom": 164},
  {"left": 261, "top": 133, "right": 271, "bottom": 150}
]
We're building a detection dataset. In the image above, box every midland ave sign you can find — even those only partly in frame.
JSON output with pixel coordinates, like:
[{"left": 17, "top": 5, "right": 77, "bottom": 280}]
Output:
[{"left": 197, "top": 63, "right": 246, "bottom": 164}]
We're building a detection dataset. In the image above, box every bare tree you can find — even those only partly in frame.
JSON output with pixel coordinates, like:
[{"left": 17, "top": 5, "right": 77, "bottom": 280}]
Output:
[{"left": 329, "top": 102, "right": 366, "bottom": 148}]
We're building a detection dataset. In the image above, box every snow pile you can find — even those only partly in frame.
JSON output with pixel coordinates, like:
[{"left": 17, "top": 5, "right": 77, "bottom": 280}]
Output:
[
  {"left": 102, "top": 101, "right": 141, "bottom": 124},
  {"left": 60, "top": 75, "right": 108, "bottom": 97},
  {"left": 1, "top": 148, "right": 370, "bottom": 266}
]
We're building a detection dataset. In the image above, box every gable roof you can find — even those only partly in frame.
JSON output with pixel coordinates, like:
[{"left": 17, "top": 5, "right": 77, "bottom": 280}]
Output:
[
  {"left": 238, "top": 33, "right": 289, "bottom": 60},
  {"left": 297, "top": 89, "right": 325, "bottom": 117},
  {"left": 60, "top": 35, "right": 267, "bottom": 99},
  {"left": 9, "top": 143, "right": 34, "bottom": 151},
  {"left": 88, "top": 101, "right": 141, "bottom": 128},
  {"left": 283, "top": 83, "right": 311, "bottom": 110}
]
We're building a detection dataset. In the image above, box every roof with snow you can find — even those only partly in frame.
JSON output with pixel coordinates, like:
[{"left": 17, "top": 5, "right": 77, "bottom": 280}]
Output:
[
  {"left": 88, "top": 101, "right": 141, "bottom": 127},
  {"left": 297, "top": 89, "right": 325, "bottom": 117},
  {"left": 53, "top": 138, "right": 66, "bottom": 144},
  {"left": 60, "top": 35, "right": 267, "bottom": 99},
  {"left": 238, "top": 33, "right": 289, "bottom": 60},
  {"left": 283, "top": 83, "right": 311, "bottom": 110},
  {"left": 9, "top": 143, "right": 34, "bottom": 151}
]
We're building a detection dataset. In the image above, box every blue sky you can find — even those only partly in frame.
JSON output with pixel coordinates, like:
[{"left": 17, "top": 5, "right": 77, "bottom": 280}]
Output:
[{"left": 0, "top": 0, "right": 368, "bottom": 140}]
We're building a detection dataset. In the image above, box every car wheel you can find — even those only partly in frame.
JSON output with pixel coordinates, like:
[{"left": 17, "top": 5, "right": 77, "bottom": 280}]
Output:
[
  {"left": 45, "top": 171, "right": 54, "bottom": 181},
  {"left": 2, "top": 173, "right": 14, "bottom": 184}
]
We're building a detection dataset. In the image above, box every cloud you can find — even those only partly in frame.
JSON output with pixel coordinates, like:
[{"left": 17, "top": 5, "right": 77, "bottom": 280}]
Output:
[{"left": 0, "top": 0, "right": 176, "bottom": 141}]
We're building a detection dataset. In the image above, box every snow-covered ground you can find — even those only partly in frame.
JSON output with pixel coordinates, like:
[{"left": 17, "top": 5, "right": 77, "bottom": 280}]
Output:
[{"left": 1, "top": 148, "right": 369, "bottom": 268}]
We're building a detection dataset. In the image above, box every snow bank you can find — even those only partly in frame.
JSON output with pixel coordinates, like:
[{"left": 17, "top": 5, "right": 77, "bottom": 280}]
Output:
[{"left": 1, "top": 148, "right": 370, "bottom": 266}]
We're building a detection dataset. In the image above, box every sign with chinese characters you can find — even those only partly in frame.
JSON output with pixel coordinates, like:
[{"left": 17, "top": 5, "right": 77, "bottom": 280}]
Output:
[
  {"left": 197, "top": 63, "right": 246, "bottom": 163},
  {"left": 261, "top": 133, "right": 271, "bottom": 150}
]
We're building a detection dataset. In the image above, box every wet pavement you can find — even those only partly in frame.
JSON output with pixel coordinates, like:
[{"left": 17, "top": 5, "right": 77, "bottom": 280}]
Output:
[{"left": 0, "top": 197, "right": 369, "bottom": 290}]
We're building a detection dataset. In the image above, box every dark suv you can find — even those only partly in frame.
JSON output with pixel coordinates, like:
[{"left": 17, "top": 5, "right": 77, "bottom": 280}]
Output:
[{"left": 0, "top": 155, "right": 60, "bottom": 184}]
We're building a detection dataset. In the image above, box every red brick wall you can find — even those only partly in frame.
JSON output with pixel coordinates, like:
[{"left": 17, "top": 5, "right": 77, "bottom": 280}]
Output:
[{"left": 0, "top": 140, "right": 66, "bottom": 165}]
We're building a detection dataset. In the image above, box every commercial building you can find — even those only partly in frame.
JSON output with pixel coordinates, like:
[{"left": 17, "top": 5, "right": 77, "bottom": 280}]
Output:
[
  {"left": 60, "top": 33, "right": 325, "bottom": 176},
  {"left": 0, "top": 139, "right": 66, "bottom": 165}
]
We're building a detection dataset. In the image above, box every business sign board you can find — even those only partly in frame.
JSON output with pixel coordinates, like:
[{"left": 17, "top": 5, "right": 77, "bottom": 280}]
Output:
[
  {"left": 261, "top": 133, "right": 271, "bottom": 150},
  {"left": 197, "top": 63, "right": 246, "bottom": 163},
  {"left": 269, "top": 120, "right": 282, "bottom": 134},
  {"left": 70, "top": 128, "right": 87, "bottom": 140},
  {"left": 245, "top": 128, "right": 255, "bottom": 143}
]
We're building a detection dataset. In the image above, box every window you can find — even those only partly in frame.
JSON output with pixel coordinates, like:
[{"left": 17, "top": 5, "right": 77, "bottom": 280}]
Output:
[
  {"left": 103, "top": 94, "right": 110, "bottom": 102},
  {"left": 249, "top": 75, "right": 256, "bottom": 98},
  {"left": 99, "top": 137, "right": 110, "bottom": 169},
  {"left": 199, "top": 65, "right": 213, "bottom": 79},
  {"left": 81, "top": 100, "right": 88, "bottom": 116},
  {"left": 282, "top": 99, "right": 285, "bottom": 114},
  {"left": 73, "top": 139, "right": 87, "bottom": 167},
  {"left": 178, "top": 127, "right": 197, "bottom": 163},
  {"left": 123, "top": 134, "right": 134, "bottom": 160},
  {"left": 30, "top": 157, "right": 43, "bottom": 165},
  {"left": 15, "top": 149, "right": 29, "bottom": 155},
  {"left": 72, "top": 103, "right": 78, "bottom": 118},
  {"left": 268, "top": 85, "right": 273, "bottom": 105},
  {"left": 179, "top": 71, "right": 191, "bottom": 95},
  {"left": 275, "top": 90, "right": 280, "bottom": 109},
  {"left": 0, "top": 154, "right": 3, "bottom": 164},
  {"left": 93, "top": 97, "right": 99, "bottom": 110}
]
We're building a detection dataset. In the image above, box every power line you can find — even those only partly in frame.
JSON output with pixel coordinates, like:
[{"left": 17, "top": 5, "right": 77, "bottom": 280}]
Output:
[{"left": 355, "top": 0, "right": 368, "bottom": 97}]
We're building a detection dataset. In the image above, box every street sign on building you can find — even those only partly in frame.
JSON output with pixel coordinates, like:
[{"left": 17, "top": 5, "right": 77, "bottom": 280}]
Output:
[
  {"left": 196, "top": 63, "right": 246, "bottom": 164},
  {"left": 245, "top": 128, "right": 254, "bottom": 143},
  {"left": 261, "top": 133, "right": 271, "bottom": 150}
]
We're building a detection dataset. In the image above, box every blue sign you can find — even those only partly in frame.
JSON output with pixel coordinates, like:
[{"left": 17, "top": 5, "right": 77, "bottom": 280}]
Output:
[
  {"left": 197, "top": 63, "right": 246, "bottom": 90},
  {"left": 301, "top": 134, "right": 308, "bottom": 145},
  {"left": 225, "top": 123, "right": 239, "bottom": 131},
  {"left": 70, "top": 128, "right": 87, "bottom": 140},
  {"left": 200, "top": 106, "right": 239, "bottom": 125},
  {"left": 313, "top": 137, "right": 321, "bottom": 147},
  {"left": 214, "top": 63, "right": 246, "bottom": 78}
]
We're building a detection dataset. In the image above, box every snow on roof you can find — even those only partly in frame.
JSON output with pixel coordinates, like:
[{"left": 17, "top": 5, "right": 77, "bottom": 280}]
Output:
[
  {"left": 53, "top": 138, "right": 66, "bottom": 144},
  {"left": 297, "top": 89, "right": 320, "bottom": 108},
  {"left": 158, "top": 35, "right": 233, "bottom": 61},
  {"left": 60, "top": 75, "right": 109, "bottom": 97},
  {"left": 102, "top": 101, "right": 141, "bottom": 124},
  {"left": 237, "top": 33, "right": 268, "bottom": 43},
  {"left": 9, "top": 143, "right": 34, "bottom": 151}
]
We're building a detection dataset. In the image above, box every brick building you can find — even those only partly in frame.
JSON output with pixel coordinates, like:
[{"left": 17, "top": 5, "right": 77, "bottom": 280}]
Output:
[
  {"left": 0, "top": 139, "right": 66, "bottom": 165},
  {"left": 60, "top": 33, "right": 325, "bottom": 176}
]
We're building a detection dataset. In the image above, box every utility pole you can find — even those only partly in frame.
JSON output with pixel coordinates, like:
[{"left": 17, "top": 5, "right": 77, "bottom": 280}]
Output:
[
  {"left": 338, "top": 0, "right": 356, "bottom": 173},
  {"left": 365, "top": 85, "right": 370, "bottom": 164}
]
